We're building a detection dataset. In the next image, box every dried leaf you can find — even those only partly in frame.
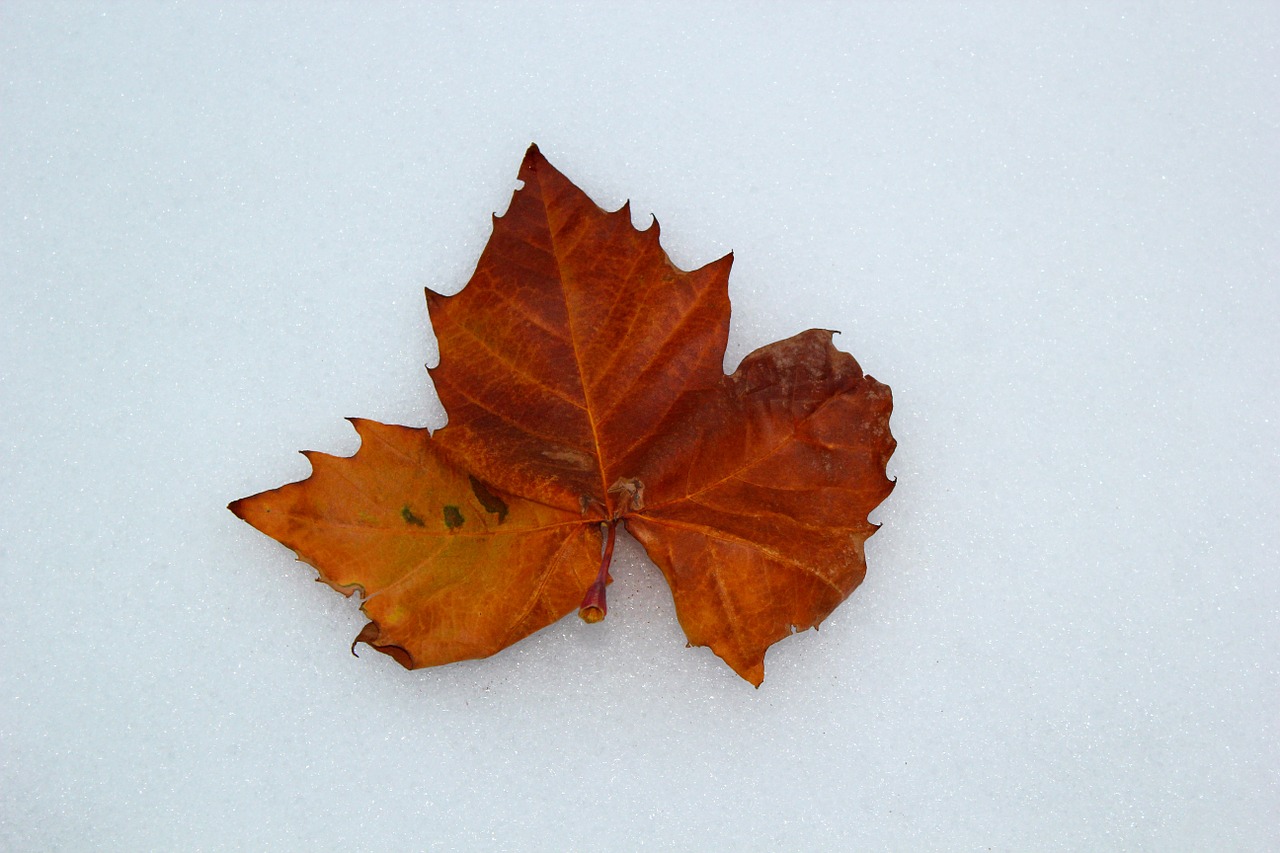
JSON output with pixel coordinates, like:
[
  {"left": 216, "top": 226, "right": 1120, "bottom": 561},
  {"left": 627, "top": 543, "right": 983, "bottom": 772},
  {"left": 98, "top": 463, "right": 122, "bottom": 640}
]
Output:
[{"left": 230, "top": 145, "right": 895, "bottom": 685}]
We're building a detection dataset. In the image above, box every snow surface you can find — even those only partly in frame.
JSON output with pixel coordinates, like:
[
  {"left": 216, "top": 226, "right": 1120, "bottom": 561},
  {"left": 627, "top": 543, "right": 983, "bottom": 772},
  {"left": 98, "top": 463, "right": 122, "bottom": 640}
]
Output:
[{"left": 2, "top": 3, "right": 1277, "bottom": 850}]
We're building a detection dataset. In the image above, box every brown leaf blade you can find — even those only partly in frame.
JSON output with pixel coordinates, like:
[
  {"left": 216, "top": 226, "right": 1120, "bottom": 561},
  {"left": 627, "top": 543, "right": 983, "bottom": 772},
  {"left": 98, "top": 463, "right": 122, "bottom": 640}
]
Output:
[
  {"left": 624, "top": 331, "right": 895, "bottom": 685},
  {"left": 229, "top": 418, "right": 601, "bottom": 667},
  {"left": 427, "top": 144, "right": 733, "bottom": 516}
]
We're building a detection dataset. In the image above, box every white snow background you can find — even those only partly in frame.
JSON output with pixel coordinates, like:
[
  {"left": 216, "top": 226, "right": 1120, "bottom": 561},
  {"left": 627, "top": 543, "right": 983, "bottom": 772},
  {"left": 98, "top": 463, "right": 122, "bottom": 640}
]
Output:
[{"left": 2, "top": 3, "right": 1277, "bottom": 850}]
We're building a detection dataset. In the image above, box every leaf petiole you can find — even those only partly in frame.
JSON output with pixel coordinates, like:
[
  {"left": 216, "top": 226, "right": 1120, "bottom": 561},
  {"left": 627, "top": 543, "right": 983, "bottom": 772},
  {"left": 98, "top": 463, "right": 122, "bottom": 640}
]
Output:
[{"left": 578, "top": 521, "right": 617, "bottom": 624}]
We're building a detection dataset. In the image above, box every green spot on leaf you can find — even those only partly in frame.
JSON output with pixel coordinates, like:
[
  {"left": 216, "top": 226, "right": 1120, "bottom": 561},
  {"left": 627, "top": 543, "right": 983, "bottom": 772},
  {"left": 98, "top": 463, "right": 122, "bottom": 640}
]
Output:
[
  {"left": 401, "top": 505, "right": 425, "bottom": 526},
  {"left": 443, "top": 505, "right": 465, "bottom": 529}
]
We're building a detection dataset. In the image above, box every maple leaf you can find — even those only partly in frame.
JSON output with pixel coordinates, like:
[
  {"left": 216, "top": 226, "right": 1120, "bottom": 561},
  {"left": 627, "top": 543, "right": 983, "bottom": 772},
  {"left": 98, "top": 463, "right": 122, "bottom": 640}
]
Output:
[{"left": 229, "top": 145, "right": 895, "bottom": 686}]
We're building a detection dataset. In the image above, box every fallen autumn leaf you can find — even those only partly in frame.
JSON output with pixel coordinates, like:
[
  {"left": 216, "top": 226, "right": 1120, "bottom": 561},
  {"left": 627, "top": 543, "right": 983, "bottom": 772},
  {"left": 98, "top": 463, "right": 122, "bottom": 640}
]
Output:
[{"left": 230, "top": 145, "right": 895, "bottom": 685}]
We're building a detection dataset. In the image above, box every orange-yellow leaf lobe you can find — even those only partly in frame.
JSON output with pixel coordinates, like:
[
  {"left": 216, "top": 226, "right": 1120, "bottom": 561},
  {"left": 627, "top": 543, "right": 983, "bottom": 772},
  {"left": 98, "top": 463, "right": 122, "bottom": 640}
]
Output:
[
  {"left": 230, "top": 419, "right": 601, "bottom": 668},
  {"left": 230, "top": 145, "right": 895, "bottom": 685}
]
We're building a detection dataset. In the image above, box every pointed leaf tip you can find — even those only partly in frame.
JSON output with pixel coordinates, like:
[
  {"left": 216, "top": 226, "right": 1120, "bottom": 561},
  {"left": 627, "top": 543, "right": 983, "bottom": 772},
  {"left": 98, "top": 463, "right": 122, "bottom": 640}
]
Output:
[
  {"left": 352, "top": 621, "right": 415, "bottom": 668},
  {"left": 522, "top": 143, "right": 544, "bottom": 170}
]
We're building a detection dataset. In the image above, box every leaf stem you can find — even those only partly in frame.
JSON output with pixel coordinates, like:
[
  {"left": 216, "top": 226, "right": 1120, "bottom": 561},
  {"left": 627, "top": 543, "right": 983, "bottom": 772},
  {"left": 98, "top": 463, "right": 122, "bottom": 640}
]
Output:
[{"left": 578, "top": 521, "right": 617, "bottom": 623}]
